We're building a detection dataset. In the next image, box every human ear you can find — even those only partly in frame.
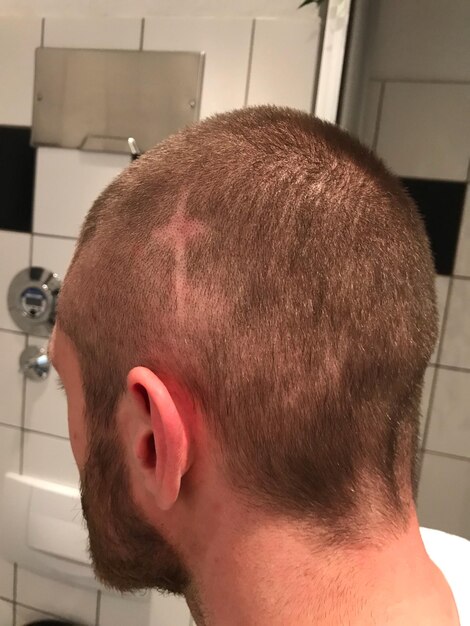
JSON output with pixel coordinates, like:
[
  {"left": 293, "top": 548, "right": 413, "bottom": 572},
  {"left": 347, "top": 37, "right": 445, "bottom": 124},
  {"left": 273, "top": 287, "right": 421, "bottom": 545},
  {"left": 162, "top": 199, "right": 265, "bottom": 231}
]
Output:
[{"left": 127, "top": 367, "right": 191, "bottom": 511}]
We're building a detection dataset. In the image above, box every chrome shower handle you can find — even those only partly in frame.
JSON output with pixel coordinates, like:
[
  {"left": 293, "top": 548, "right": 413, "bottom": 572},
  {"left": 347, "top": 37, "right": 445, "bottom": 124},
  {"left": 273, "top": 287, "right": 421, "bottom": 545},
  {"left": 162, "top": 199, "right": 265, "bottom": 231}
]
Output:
[{"left": 20, "top": 346, "right": 50, "bottom": 381}]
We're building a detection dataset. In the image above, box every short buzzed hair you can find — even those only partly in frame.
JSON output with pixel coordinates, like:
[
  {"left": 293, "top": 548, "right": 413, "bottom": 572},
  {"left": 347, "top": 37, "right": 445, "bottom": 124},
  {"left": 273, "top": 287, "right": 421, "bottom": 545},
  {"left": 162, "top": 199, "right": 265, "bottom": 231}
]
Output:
[{"left": 58, "top": 106, "right": 437, "bottom": 540}]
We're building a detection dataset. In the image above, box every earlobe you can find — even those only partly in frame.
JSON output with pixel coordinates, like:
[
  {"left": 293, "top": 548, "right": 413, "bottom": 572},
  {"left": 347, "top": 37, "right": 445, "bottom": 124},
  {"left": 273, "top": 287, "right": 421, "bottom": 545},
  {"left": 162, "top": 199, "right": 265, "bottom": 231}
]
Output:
[{"left": 127, "top": 367, "right": 191, "bottom": 511}]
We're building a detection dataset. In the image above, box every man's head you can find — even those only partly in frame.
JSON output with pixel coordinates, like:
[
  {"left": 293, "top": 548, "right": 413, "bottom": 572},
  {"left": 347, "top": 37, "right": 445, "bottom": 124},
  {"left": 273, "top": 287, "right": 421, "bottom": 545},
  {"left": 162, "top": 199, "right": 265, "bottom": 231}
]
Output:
[{"left": 53, "top": 106, "right": 437, "bottom": 593}]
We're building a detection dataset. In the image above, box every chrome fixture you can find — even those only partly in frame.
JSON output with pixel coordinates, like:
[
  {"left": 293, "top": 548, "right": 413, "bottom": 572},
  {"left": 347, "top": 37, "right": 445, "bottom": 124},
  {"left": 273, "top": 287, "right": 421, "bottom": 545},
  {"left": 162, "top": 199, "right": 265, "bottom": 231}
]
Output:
[
  {"left": 20, "top": 346, "right": 50, "bottom": 381},
  {"left": 8, "top": 267, "right": 61, "bottom": 337},
  {"left": 128, "top": 137, "right": 141, "bottom": 161}
]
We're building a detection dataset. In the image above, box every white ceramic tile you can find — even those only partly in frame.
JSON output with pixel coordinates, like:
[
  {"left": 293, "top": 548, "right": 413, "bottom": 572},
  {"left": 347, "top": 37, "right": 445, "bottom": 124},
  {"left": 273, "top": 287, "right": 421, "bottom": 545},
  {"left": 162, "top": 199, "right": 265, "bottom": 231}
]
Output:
[
  {"left": 454, "top": 185, "right": 470, "bottom": 278},
  {"left": 99, "top": 592, "right": 150, "bottom": 626},
  {"left": 0, "top": 231, "right": 31, "bottom": 332},
  {"left": 17, "top": 568, "right": 98, "bottom": 625},
  {"left": 0, "top": 559, "right": 14, "bottom": 601},
  {"left": 418, "top": 452, "right": 470, "bottom": 539},
  {"left": 376, "top": 82, "right": 470, "bottom": 180},
  {"left": 24, "top": 335, "right": 68, "bottom": 438},
  {"left": 0, "top": 18, "right": 42, "bottom": 125},
  {"left": 15, "top": 603, "right": 59, "bottom": 626},
  {"left": 143, "top": 17, "right": 252, "bottom": 119},
  {"left": 0, "top": 425, "right": 21, "bottom": 601},
  {"left": 247, "top": 18, "right": 320, "bottom": 112},
  {"left": 149, "top": 592, "right": 191, "bottom": 626},
  {"left": 439, "top": 279, "right": 470, "bottom": 369},
  {"left": 425, "top": 368, "right": 470, "bottom": 459},
  {"left": 0, "top": 330, "right": 26, "bottom": 428},
  {"left": 0, "top": 424, "right": 22, "bottom": 486},
  {"left": 358, "top": 80, "right": 382, "bottom": 149},
  {"left": 22, "top": 431, "right": 79, "bottom": 488},
  {"left": 370, "top": 1, "right": 470, "bottom": 82},
  {"left": 419, "top": 366, "right": 435, "bottom": 443},
  {"left": 31, "top": 234, "right": 77, "bottom": 288},
  {"left": 33, "top": 148, "right": 129, "bottom": 238},
  {"left": 44, "top": 17, "right": 141, "bottom": 49},
  {"left": 430, "top": 275, "right": 450, "bottom": 365},
  {"left": 0, "top": 600, "right": 13, "bottom": 626}
]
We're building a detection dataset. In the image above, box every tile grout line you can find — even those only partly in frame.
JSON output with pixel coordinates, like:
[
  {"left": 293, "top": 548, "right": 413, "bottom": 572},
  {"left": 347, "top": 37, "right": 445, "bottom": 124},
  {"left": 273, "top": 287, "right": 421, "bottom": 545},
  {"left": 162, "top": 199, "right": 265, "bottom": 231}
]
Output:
[
  {"left": 32, "top": 231, "right": 78, "bottom": 242},
  {"left": 422, "top": 449, "right": 470, "bottom": 464},
  {"left": 432, "top": 363, "right": 470, "bottom": 375},
  {"left": 12, "top": 564, "right": 18, "bottom": 626},
  {"left": 0, "top": 421, "right": 69, "bottom": 441},
  {"left": 372, "top": 81, "right": 385, "bottom": 152},
  {"left": 95, "top": 590, "right": 102, "bottom": 626},
  {"left": 40, "top": 17, "right": 45, "bottom": 47},
  {"left": 139, "top": 17, "right": 145, "bottom": 50},
  {"left": 18, "top": 235, "right": 34, "bottom": 475},
  {"left": 369, "top": 77, "right": 470, "bottom": 86},
  {"left": 14, "top": 599, "right": 66, "bottom": 620},
  {"left": 419, "top": 277, "right": 455, "bottom": 471},
  {"left": 0, "top": 327, "right": 27, "bottom": 336},
  {"left": 243, "top": 19, "right": 256, "bottom": 108}
]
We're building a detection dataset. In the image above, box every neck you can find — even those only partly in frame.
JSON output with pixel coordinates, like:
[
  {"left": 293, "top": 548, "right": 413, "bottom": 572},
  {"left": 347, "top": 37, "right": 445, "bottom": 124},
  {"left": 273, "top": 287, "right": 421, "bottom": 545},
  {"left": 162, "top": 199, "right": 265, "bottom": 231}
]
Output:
[{"left": 184, "top": 507, "right": 459, "bottom": 626}]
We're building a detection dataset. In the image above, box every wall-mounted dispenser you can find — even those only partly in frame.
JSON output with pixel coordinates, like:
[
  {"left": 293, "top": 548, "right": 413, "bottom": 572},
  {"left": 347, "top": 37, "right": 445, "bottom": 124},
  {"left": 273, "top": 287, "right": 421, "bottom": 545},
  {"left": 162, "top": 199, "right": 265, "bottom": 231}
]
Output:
[
  {"left": 8, "top": 267, "right": 60, "bottom": 337},
  {"left": 32, "top": 48, "right": 205, "bottom": 155},
  {"left": 0, "top": 472, "right": 101, "bottom": 591}
]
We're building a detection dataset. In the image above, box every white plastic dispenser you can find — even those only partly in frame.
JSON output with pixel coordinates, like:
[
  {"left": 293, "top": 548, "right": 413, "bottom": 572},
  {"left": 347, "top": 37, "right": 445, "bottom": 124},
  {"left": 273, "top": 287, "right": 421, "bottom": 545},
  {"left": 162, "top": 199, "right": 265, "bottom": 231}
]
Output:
[{"left": 0, "top": 472, "right": 101, "bottom": 590}]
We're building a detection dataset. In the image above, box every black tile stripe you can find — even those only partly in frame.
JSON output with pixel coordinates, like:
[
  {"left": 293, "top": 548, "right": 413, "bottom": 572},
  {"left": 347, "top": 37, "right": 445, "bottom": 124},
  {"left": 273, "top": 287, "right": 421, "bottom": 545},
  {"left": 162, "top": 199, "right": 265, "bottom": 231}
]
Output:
[
  {"left": 401, "top": 177, "right": 467, "bottom": 276},
  {"left": 0, "top": 126, "right": 36, "bottom": 234}
]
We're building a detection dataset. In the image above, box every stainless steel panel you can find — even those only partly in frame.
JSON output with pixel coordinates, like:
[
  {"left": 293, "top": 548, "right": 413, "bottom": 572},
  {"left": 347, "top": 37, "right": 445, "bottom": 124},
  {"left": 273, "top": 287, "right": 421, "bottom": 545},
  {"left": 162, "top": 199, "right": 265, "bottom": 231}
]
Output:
[{"left": 32, "top": 48, "right": 204, "bottom": 154}]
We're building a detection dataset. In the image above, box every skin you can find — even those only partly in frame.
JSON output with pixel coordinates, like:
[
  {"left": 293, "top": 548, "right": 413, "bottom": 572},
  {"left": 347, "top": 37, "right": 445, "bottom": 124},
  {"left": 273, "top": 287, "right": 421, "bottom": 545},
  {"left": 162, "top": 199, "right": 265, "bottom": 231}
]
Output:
[{"left": 49, "top": 326, "right": 460, "bottom": 626}]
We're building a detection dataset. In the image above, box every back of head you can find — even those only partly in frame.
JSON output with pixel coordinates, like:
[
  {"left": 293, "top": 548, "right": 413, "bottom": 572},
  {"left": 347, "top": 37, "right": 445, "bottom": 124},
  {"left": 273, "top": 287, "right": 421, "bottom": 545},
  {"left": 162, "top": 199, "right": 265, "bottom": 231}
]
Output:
[{"left": 58, "top": 106, "right": 438, "bottom": 541}]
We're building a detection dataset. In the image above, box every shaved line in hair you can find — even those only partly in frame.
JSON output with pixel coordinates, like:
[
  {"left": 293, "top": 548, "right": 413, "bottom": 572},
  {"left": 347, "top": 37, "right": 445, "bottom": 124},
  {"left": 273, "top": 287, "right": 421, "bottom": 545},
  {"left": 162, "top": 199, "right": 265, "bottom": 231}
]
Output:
[{"left": 153, "top": 191, "right": 209, "bottom": 317}]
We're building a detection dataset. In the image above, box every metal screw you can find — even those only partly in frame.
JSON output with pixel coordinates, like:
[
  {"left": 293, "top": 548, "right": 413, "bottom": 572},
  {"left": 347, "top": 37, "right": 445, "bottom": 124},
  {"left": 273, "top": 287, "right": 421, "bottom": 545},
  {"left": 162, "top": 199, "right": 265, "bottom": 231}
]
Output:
[
  {"left": 189, "top": 99, "right": 196, "bottom": 109},
  {"left": 37, "top": 93, "right": 43, "bottom": 101}
]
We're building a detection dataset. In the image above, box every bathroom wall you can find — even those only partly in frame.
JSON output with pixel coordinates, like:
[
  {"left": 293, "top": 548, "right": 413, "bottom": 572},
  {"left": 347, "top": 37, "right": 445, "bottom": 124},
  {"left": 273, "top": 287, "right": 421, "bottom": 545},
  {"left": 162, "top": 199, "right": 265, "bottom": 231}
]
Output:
[
  {"left": 341, "top": 0, "right": 470, "bottom": 539},
  {"left": 0, "top": 11, "right": 325, "bottom": 626}
]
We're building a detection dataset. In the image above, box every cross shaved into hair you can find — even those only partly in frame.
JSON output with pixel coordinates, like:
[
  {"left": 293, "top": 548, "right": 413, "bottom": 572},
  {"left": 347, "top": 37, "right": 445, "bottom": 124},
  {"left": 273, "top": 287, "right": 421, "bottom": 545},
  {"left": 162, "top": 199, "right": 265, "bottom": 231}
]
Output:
[
  {"left": 153, "top": 193, "right": 209, "bottom": 316},
  {"left": 58, "top": 106, "right": 437, "bottom": 542}
]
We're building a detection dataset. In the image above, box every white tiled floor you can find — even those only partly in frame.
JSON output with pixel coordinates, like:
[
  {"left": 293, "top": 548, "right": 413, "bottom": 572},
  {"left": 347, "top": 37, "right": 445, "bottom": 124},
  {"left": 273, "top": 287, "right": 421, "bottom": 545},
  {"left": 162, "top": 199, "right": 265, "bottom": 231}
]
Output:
[
  {"left": 425, "top": 368, "right": 470, "bottom": 458},
  {"left": 418, "top": 452, "right": 470, "bottom": 539},
  {"left": 44, "top": 17, "right": 141, "bottom": 49},
  {"left": 22, "top": 430, "right": 79, "bottom": 488},
  {"left": 0, "top": 330, "right": 26, "bottom": 428},
  {"left": 454, "top": 185, "right": 470, "bottom": 278},
  {"left": 24, "top": 334, "right": 69, "bottom": 438},
  {"left": 247, "top": 18, "right": 320, "bottom": 111},
  {"left": 17, "top": 568, "right": 98, "bottom": 625},
  {"left": 0, "top": 600, "right": 13, "bottom": 626},
  {"left": 33, "top": 148, "right": 129, "bottom": 239},
  {"left": 439, "top": 278, "right": 470, "bottom": 369},
  {"left": 0, "top": 18, "right": 42, "bottom": 126},
  {"left": 0, "top": 231, "right": 31, "bottom": 332},
  {"left": 99, "top": 592, "right": 151, "bottom": 626},
  {"left": 143, "top": 17, "right": 252, "bottom": 120},
  {"left": 419, "top": 365, "right": 435, "bottom": 443},
  {"left": 31, "top": 234, "right": 77, "bottom": 285}
]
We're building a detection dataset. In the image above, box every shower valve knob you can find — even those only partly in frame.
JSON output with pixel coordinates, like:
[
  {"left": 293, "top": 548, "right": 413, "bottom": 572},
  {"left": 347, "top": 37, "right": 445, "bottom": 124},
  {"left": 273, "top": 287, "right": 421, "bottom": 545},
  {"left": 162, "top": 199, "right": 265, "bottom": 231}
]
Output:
[{"left": 20, "top": 346, "right": 50, "bottom": 381}]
